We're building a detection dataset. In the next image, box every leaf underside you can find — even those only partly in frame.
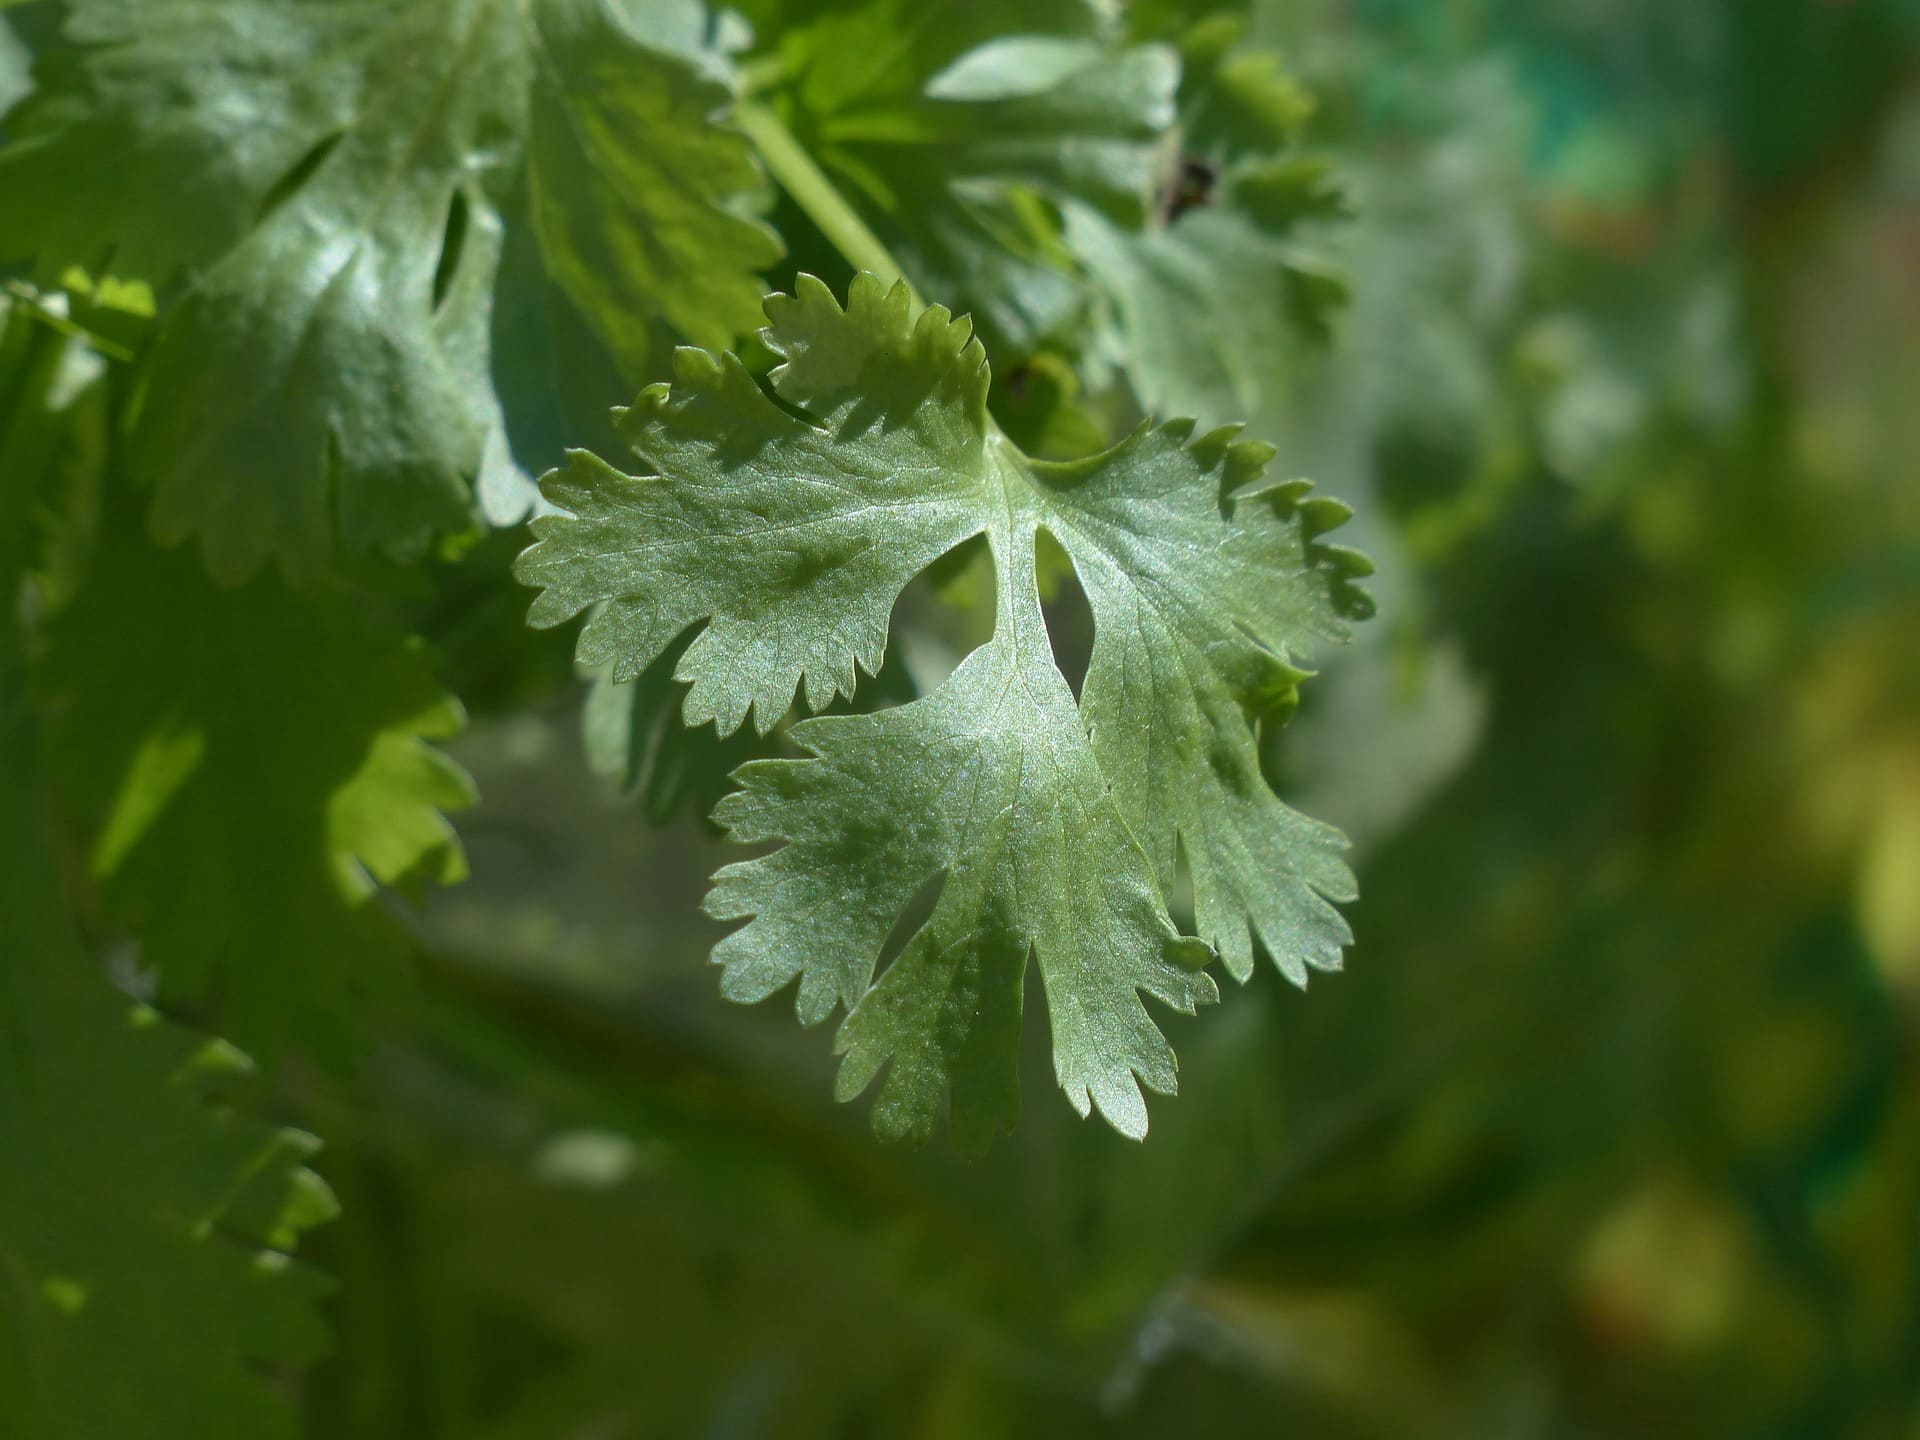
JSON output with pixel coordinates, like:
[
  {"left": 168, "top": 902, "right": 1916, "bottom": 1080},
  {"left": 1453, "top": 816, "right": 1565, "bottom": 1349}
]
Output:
[{"left": 518, "top": 273, "right": 1371, "bottom": 1147}]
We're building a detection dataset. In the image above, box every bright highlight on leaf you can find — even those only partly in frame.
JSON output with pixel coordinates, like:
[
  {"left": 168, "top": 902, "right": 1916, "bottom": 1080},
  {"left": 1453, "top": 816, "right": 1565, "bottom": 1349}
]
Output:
[
  {"left": 517, "top": 273, "right": 1372, "bottom": 1146},
  {"left": 0, "top": 0, "right": 782, "bottom": 582}
]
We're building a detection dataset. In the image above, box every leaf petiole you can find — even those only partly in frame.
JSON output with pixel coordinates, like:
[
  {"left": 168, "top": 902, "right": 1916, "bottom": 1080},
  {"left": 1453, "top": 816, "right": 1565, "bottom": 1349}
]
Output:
[{"left": 734, "top": 101, "right": 925, "bottom": 308}]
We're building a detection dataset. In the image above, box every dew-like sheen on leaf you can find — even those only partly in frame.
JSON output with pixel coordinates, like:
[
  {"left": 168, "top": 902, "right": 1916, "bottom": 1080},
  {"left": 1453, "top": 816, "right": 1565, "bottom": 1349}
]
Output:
[{"left": 517, "top": 273, "right": 1369, "bottom": 1145}]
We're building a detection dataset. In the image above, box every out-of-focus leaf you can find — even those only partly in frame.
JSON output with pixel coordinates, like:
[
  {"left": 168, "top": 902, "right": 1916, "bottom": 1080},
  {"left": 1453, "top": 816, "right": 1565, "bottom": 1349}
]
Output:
[
  {"left": 0, "top": 0, "right": 780, "bottom": 581},
  {"left": 764, "top": 4, "right": 1177, "bottom": 356},
  {"left": 0, "top": 298, "right": 331, "bottom": 1440},
  {"left": 0, "top": 13, "right": 29, "bottom": 117},
  {"left": 1069, "top": 157, "right": 1347, "bottom": 431},
  {"left": 41, "top": 494, "right": 475, "bottom": 1062}
]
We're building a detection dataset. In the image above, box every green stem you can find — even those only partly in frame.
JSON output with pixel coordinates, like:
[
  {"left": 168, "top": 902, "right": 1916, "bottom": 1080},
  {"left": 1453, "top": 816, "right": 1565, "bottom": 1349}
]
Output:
[
  {"left": 735, "top": 53, "right": 790, "bottom": 98},
  {"left": 2, "top": 281, "right": 134, "bottom": 363},
  {"left": 735, "top": 101, "right": 924, "bottom": 308}
]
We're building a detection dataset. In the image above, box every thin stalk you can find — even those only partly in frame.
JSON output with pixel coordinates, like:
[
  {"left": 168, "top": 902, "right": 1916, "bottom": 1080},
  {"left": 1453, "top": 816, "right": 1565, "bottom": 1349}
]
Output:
[
  {"left": 3, "top": 281, "right": 135, "bottom": 363},
  {"left": 734, "top": 100, "right": 925, "bottom": 308}
]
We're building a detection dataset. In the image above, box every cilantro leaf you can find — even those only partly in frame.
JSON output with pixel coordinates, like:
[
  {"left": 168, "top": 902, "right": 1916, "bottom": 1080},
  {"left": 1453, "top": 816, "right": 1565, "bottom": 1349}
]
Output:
[
  {"left": 1068, "top": 155, "right": 1350, "bottom": 432},
  {"left": 0, "top": 0, "right": 780, "bottom": 582},
  {"left": 766, "top": 6, "right": 1178, "bottom": 356},
  {"left": 42, "top": 502, "right": 475, "bottom": 1062},
  {"left": 517, "top": 274, "right": 1368, "bottom": 1143},
  {"left": 526, "top": 0, "right": 779, "bottom": 374},
  {"left": 1069, "top": 30, "right": 1353, "bottom": 431},
  {"left": 760, "top": 5, "right": 1350, "bottom": 423},
  {"left": 739, "top": 0, "right": 1107, "bottom": 97}
]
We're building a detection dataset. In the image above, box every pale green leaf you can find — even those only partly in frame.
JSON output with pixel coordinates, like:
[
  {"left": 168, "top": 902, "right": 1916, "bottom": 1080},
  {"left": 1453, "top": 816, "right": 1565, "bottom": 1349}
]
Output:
[
  {"left": 1069, "top": 160, "right": 1350, "bottom": 432},
  {"left": 0, "top": 14, "right": 28, "bottom": 117},
  {"left": 517, "top": 274, "right": 1369, "bottom": 1144}
]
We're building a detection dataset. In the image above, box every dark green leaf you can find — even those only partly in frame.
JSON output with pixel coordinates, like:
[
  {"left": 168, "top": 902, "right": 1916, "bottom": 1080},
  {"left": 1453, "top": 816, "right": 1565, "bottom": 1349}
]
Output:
[
  {"left": 0, "top": 0, "right": 781, "bottom": 580},
  {"left": 43, "top": 506, "right": 475, "bottom": 1062}
]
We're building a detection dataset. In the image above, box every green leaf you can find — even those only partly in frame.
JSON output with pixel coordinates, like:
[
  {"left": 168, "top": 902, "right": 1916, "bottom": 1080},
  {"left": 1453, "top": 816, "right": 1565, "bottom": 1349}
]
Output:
[
  {"left": 0, "top": 951, "right": 336, "bottom": 1439},
  {"left": 745, "top": 0, "right": 1109, "bottom": 113},
  {"left": 0, "top": 306, "right": 330, "bottom": 1440},
  {"left": 527, "top": 0, "right": 776, "bottom": 375},
  {"left": 1067, "top": 156, "right": 1350, "bottom": 431},
  {"left": 0, "top": 0, "right": 781, "bottom": 581},
  {"left": 1067, "top": 23, "right": 1354, "bottom": 431},
  {"left": 517, "top": 273, "right": 1368, "bottom": 1144},
  {"left": 763, "top": 6, "right": 1352, "bottom": 421},
  {"left": 768, "top": 6, "right": 1178, "bottom": 355},
  {"left": 41, "top": 503, "right": 475, "bottom": 1063}
]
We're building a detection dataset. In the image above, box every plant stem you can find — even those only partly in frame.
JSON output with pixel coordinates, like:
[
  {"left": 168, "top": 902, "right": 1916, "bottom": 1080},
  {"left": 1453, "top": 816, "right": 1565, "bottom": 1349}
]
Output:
[{"left": 734, "top": 101, "right": 925, "bottom": 308}]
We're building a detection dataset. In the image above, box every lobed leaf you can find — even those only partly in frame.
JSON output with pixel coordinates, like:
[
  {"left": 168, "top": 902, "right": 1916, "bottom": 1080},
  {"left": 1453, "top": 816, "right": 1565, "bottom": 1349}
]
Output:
[
  {"left": 0, "top": 0, "right": 781, "bottom": 581},
  {"left": 519, "top": 274, "right": 1370, "bottom": 1144}
]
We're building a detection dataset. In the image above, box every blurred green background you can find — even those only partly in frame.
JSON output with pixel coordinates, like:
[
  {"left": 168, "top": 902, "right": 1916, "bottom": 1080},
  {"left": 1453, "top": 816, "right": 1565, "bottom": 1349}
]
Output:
[
  {"left": 308, "top": 3, "right": 1920, "bottom": 1434},
  {"left": 12, "top": 0, "right": 1920, "bottom": 1434},
  {"left": 327, "top": 2, "right": 1920, "bottom": 1436}
]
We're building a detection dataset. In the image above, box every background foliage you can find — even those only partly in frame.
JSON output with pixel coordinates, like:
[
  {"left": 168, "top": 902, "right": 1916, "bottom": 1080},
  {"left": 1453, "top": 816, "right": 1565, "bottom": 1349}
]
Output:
[{"left": 3, "top": 0, "right": 1919, "bottom": 1434}]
